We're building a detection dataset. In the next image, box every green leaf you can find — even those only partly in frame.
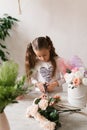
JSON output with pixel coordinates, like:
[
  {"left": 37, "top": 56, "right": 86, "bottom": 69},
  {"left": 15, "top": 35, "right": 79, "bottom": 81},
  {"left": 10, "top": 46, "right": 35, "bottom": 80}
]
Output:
[
  {"left": 0, "top": 61, "right": 18, "bottom": 86},
  {"left": 0, "top": 14, "right": 19, "bottom": 61},
  {"left": 1, "top": 57, "right": 8, "bottom": 61},
  {"left": 0, "top": 48, "right": 8, "bottom": 61},
  {"left": 0, "top": 43, "right": 6, "bottom": 49},
  {"left": 72, "top": 86, "right": 74, "bottom": 89},
  {"left": 12, "top": 100, "right": 18, "bottom": 103},
  {"left": 35, "top": 98, "right": 41, "bottom": 104},
  {"left": 0, "top": 49, "right": 5, "bottom": 57},
  {"left": 66, "top": 68, "right": 71, "bottom": 73},
  {"left": 49, "top": 110, "right": 59, "bottom": 120},
  {"left": 7, "top": 16, "right": 19, "bottom": 21}
]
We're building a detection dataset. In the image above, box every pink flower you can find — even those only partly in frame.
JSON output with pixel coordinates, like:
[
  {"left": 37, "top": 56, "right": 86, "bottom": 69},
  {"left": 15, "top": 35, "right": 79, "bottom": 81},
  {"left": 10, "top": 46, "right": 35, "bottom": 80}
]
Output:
[
  {"left": 39, "top": 94, "right": 48, "bottom": 99},
  {"left": 72, "top": 67, "right": 79, "bottom": 73},
  {"left": 57, "top": 58, "right": 72, "bottom": 74},
  {"left": 53, "top": 95, "right": 60, "bottom": 99},
  {"left": 73, "top": 78, "right": 81, "bottom": 86}
]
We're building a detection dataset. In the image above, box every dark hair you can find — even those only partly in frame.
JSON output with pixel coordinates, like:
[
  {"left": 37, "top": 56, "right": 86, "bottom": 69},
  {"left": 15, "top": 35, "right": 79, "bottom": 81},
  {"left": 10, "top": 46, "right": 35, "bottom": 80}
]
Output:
[{"left": 25, "top": 36, "right": 58, "bottom": 81}]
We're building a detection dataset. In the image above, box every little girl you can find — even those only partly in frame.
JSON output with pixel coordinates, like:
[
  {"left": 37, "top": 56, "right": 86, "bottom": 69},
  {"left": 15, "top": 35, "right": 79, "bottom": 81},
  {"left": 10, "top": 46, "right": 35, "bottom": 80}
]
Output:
[{"left": 25, "top": 36, "right": 66, "bottom": 93}]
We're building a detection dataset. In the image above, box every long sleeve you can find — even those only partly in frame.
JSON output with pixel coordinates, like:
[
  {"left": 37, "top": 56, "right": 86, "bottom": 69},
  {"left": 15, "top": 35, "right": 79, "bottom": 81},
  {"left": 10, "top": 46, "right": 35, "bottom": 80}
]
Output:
[
  {"left": 31, "top": 70, "right": 38, "bottom": 85},
  {"left": 30, "top": 57, "right": 68, "bottom": 86}
]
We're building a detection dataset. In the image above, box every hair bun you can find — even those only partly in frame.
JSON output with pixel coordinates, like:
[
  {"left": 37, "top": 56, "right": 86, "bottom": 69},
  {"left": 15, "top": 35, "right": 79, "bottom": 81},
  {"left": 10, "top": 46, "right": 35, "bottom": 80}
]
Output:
[
  {"left": 45, "top": 36, "right": 52, "bottom": 45},
  {"left": 46, "top": 36, "right": 50, "bottom": 40}
]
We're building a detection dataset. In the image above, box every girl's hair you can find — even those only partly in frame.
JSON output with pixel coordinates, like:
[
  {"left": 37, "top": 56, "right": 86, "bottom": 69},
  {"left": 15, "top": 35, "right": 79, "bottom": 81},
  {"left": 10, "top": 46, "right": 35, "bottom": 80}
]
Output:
[{"left": 25, "top": 36, "right": 58, "bottom": 80}]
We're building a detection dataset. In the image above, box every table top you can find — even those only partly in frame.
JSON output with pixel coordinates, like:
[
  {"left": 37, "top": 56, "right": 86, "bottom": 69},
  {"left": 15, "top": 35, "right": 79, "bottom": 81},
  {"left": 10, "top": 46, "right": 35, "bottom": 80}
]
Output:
[{"left": 5, "top": 88, "right": 87, "bottom": 130}]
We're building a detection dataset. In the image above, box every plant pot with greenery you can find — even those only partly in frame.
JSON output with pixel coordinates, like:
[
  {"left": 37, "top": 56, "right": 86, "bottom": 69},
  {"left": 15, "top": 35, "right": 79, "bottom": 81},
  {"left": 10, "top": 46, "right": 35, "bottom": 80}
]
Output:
[
  {"left": 0, "top": 60, "right": 28, "bottom": 130},
  {"left": 0, "top": 14, "right": 19, "bottom": 62}
]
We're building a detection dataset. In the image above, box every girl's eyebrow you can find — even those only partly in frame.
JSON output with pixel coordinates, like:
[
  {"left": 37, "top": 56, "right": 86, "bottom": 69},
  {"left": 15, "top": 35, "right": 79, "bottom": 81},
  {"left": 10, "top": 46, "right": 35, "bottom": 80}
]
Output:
[
  {"left": 42, "top": 54, "right": 47, "bottom": 57},
  {"left": 38, "top": 54, "right": 47, "bottom": 57}
]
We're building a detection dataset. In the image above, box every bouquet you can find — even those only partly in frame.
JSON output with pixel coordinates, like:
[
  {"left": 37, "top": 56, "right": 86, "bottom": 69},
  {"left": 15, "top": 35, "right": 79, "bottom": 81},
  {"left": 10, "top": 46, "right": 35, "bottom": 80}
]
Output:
[
  {"left": 26, "top": 94, "right": 61, "bottom": 130},
  {"left": 64, "top": 67, "right": 87, "bottom": 89},
  {"left": 26, "top": 94, "right": 81, "bottom": 130},
  {"left": 60, "top": 56, "right": 87, "bottom": 107},
  {"left": 59, "top": 55, "right": 87, "bottom": 89}
]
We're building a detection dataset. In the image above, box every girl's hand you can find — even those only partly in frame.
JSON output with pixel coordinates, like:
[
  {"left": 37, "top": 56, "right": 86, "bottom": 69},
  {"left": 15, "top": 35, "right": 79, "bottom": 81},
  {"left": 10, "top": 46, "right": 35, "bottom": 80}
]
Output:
[
  {"left": 35, "top": 82, "right": 45, "bottom": 93},
  {"left": 47, "top": 81, "right": 59, "bottom": 92},
  {"left": 16, "top": 95, "right": 25, "bottom": 100}
]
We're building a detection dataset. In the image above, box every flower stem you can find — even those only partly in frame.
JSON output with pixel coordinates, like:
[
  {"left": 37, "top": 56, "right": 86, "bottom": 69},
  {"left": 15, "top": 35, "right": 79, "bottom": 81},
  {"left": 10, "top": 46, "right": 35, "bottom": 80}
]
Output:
[{"left": 58, "top": 109, "right": 81, "bottom": 113}]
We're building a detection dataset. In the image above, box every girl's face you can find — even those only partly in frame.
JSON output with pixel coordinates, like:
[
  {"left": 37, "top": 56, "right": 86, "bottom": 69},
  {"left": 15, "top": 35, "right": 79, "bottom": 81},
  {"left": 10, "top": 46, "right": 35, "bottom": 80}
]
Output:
[{"left": 34, "top": 48, "right": 50, "bottom": 62}]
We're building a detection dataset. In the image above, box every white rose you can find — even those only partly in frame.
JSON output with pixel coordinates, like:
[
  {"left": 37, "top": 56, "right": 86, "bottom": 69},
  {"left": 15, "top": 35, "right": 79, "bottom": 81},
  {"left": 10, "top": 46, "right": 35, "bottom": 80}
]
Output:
[
  {"left": 39, "top": 99, "right": 48, "bottom": 110},
  {"left": 64, "top": 73, "right": 74, "bottom": 83},
  {"left": 26, "top": 104, "right": 38, "bottom": 117},
  {"left": 74, "top": 71, "right": 84, "bottom": 78},
  {"left": 82, "top": 78, "right": 87, "bottom": 86},
  {"left": 43, "top": 121, "right": 56, "bottom": 130},
  {"left": 34, "top": 112, "right": 48, "bottom": 122}
]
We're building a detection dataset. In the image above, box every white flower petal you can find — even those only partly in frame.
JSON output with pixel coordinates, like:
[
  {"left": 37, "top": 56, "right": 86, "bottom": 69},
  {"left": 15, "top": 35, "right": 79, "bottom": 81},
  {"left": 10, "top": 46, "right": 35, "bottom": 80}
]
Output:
[
  {"left": 74, "top": 71, "right": 84, "bottom": 78},
  {"left": 64, "top": 73, "right": 74, "bottom": 83},
  {"left": 82, "top": 78, "right": 87, "bottom": 86},
  {"left": 43, "top": 121, "right": 56, "bottom": 130},
  {"left": 39, "top": 99, "right": 48, "bottom": 110}
]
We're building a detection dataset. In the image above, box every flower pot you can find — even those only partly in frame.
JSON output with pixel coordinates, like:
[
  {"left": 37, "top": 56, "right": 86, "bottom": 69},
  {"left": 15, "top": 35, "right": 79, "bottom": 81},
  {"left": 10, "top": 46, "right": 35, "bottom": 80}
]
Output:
[
  {"left": 0, "top": 112, "right": 10, "bottom": 130},
  {"left": 68, "top": 84, "right": 87, "bottom": 108}
]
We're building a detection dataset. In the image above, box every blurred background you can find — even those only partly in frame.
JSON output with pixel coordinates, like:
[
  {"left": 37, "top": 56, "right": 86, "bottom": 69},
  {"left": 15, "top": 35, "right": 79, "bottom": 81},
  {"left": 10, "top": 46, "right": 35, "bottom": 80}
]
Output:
[{"left": 0, "top": 0, "right": 87, "bottom": 75}]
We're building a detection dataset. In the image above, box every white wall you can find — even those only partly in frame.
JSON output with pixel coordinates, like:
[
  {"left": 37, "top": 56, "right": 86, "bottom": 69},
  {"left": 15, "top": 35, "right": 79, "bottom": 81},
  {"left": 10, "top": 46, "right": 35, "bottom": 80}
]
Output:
[{"left": 0, "top": 0, "right": 87, "bottom": 75}]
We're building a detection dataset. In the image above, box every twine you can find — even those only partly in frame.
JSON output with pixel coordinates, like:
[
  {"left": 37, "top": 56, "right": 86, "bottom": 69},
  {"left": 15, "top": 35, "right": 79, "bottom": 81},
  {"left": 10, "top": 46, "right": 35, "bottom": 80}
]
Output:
[{"left": 18, "top": 0, "right": 22, "bottom": 14}]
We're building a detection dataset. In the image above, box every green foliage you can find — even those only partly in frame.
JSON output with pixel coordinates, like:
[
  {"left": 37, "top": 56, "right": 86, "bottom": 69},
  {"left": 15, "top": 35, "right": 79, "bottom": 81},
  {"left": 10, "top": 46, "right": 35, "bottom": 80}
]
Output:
[
  {"left": 35, "top": 98, "right": 41, "bottom": 104},
  {"left": 39, "top": 106, "right": 59, "bottom": 122},
  {"left": 0, "top": 61, "right": 27, "bottom": 113},
  {"left": 0, "top": 14, "right": 19, "bottom": 40},
  {"left": 48, "top": 97, "right": 60, "bottom": 104},
  {"left": 66, "top": 68, "right": 71, "bottom": 73},
  {"left": 38, "top": 106, "right": 61, "bottom": 129},
  {"left": 0, "top": 14, "right": 19, "bottom": 61},
  {"left": 0, "top": 61, "right": 18, "bottom": 86}
]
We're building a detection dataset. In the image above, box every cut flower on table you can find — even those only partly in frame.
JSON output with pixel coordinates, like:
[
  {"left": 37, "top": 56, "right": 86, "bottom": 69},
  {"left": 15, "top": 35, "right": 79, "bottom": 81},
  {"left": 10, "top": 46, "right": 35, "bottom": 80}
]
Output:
[{"left": 26, "top": 94, "right": 61, "bottom": 130}]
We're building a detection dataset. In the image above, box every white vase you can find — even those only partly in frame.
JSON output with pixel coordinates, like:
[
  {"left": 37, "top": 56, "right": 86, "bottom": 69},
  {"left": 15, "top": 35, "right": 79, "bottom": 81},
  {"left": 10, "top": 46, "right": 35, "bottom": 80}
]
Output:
[
  {"left": 68, "top": 84, "right": 87, "bottom": 108},
  {"left": 0, "top": 112, "right": 10, "bottom": 130}
]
